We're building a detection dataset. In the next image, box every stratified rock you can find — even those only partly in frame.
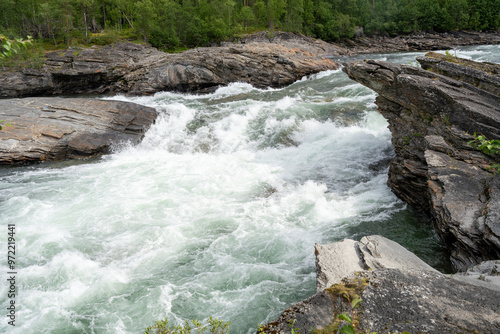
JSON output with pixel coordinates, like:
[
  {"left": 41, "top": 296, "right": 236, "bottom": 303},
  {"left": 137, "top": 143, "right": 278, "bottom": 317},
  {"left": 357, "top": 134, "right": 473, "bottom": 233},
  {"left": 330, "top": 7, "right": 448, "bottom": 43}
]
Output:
[
  {"left": 418, "top": 51, "right": 500, "bottom": 96},
  {"left": 343, "top": 54, "right": 500, "bottom": 271},
  {"left": 0, "top": 36, "right": 338, "bottom": 98},
  {"left": 315, "top": 236, "right": 436, "bottom": 291},
  {"left": 339, "top": 30, "right": 500, "bottom": 55},
  {"left": 454, "top": 260, "right": 500, "bottom": 292},
  {"left": 261, "top": 237, "right": 500, "bottom": 334},
  {"left": 0, "top": 97, "right": 157, "bottom": 164}
]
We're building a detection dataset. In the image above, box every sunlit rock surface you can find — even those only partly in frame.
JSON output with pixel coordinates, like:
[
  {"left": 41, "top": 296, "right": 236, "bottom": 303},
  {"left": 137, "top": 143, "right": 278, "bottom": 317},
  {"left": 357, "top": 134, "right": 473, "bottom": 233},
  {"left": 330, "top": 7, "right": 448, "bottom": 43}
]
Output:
[
  {"left": 261, "top": 237, "right": 500, "bottom": 334},
  {"left": 0, "top": 97, "right": 157, "bottom": 164}
]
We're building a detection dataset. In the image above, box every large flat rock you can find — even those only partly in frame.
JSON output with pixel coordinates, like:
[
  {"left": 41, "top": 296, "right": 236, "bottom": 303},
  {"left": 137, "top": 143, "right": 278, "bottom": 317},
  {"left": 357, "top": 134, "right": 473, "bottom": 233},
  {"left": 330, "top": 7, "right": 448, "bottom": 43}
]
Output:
[
  {"left": 0, "top": 36, "right": 338, "bottom": 98},
  {"left": 0, "top": 97, "right": 157, "bottom": 164}
]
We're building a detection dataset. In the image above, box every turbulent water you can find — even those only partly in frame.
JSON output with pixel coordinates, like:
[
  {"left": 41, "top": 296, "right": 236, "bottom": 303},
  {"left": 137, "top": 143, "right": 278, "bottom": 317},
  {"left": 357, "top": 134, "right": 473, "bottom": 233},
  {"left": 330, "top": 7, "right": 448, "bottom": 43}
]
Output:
[{"left": 1, "top": 45, "right": 499, "bottom": 334}]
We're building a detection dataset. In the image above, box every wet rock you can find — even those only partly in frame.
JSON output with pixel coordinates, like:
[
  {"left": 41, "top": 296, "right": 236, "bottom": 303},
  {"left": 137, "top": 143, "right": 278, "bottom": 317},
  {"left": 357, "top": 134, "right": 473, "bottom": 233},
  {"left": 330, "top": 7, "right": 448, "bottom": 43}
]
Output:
[
  {"left": 0, "top": 97, "right": 157, "bottom": 164},
  {"left": 343, "top": 53, "right": 500, "bottom": 271}
]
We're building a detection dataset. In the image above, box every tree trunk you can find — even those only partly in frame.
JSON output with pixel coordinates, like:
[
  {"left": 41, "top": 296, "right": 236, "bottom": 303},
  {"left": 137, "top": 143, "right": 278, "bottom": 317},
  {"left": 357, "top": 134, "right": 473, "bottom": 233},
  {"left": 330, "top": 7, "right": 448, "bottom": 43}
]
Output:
[
  {"left": 102, "top": 1, "right": 106, "bottom": 29},
  {"left": 83, "top": 6, "right": 88, "bottom": 42}
]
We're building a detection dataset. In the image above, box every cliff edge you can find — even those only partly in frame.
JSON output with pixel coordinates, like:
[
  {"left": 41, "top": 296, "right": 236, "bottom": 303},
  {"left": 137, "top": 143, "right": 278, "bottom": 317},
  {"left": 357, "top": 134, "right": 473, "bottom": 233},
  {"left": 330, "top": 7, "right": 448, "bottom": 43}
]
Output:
[{"left": 343, "top": 53, "right": 500, "bottom": 272}]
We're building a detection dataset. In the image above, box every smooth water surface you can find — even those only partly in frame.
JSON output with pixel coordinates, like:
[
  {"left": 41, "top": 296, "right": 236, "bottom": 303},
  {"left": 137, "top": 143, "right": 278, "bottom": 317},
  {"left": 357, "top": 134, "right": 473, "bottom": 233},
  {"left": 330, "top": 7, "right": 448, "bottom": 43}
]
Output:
[{"left": 1, "top": 45, "right": 499, "bottom": 334}]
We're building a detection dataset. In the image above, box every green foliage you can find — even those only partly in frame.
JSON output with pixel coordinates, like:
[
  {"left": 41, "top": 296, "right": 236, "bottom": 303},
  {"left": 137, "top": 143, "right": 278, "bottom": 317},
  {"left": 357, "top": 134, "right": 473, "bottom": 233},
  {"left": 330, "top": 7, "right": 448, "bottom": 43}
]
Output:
[
  {"left": 338, "top": 293, "right": 361, "bottom": 334},
  {"left": 0, "top": 38, "right": 45, "bottom": 70},
  {"left": 468, "top": 133, "right": 500, "bottom": 172},
  {"left": 0, "top": 34, "right": 32, "bottom": 59},
  {"left": 287, "top": 318, "right": 300, "bottom": 334},
  {"left": 0, "top": 120, "right": 11, "bottom": 131},
  {"left": 2, "top": 0, "right": 498, "bottom": 51},
  {"left": 144, "top": 317, "right": 230, "bottom": 334}
]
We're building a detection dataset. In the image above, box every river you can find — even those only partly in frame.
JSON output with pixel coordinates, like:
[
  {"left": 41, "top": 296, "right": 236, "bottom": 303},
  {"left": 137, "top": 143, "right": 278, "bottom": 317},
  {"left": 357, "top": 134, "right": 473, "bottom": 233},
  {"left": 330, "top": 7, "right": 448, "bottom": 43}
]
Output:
[{"left": 1, "top": 45, "right": 499, "bottom": 334}]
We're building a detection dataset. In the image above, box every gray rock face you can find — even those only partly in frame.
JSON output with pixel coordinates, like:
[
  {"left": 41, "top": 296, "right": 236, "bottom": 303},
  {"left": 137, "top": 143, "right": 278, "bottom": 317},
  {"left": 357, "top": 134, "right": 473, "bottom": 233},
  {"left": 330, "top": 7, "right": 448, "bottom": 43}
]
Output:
[
  {"left": 261, "top": 237, "right": 500, "bottom": 334},
  {"left": 0, "top": 37, "right": 338, "bottom": 98},
  {"left": 315, "top": 236, "right": 436, "bottom": 291},
  {"left": 0, "top": 98, "right": 157, "bottom": 164},
  {"left": 343, "top": 54, "right": 500, "bottom": 272},
  {"left": 360, "top": 269, "right": 500, "bottom": 334},
  {"left": 338, "top": 30, "right": 500, "bottom": 55}
]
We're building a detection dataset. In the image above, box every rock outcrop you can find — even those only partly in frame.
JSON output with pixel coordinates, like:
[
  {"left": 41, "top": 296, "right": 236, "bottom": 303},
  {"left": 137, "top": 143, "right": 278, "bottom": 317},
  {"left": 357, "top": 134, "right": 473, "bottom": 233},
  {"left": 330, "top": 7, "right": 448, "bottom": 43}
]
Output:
[
  {"left": 0, "top": 97, "right": 157, "bottom": 164},
  {"left": 315, "top": 236, "right": 437, "bottom": 291},
  {"left": 0, "top": 35, "right": 338, "bottom": 98},
  {"left": 338, "top": 30, "right": 500, "bottom": 55},
  {"left": 343, "top": 53, "right": 500, "bottom": 272},
  {"left": 260, "top": 236, "right": 500, "bottom": 334}
]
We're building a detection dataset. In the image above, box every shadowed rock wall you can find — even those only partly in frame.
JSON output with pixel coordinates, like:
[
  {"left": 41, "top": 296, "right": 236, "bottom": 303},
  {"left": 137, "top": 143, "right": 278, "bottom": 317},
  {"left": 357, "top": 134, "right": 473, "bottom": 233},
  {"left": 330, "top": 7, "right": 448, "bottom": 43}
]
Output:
[{"left": 343, "top": 53, "right": 500, "bottom": 272}]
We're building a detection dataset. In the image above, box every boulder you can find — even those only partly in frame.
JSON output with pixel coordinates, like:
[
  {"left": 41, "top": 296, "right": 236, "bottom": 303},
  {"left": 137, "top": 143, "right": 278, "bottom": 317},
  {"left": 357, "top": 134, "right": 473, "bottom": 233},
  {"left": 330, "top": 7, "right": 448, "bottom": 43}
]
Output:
[
  {"left": 0, "top": 97, "right": 157, "bottom": 164},
  {"left": 315, "top": 235, "right": 436, "bottom": 291},
  {"left": 260, "top": 237, "right": 500, "bottom": 334},
  {"left": 342, "top": 53, "right": 500, "bottom": 271}
]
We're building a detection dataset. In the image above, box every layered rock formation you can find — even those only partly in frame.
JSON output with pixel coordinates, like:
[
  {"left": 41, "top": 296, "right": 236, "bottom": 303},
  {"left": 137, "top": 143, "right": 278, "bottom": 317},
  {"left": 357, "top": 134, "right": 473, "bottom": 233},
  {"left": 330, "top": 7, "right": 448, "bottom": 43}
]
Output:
[
  {"left": 0, "top": 35, "right": 338, "bottom": 98},
  {"left": 338, "top": 30, "right": 500, "bottom": 55},
  {"left": 261, "top": 236, "right": 500, "bottom": 334},
  {"left": 0, "top": 98, "right": 157, "bottom": 164},
  {"left": 343, "top": 52, "right": 500, "bottom": 272}
]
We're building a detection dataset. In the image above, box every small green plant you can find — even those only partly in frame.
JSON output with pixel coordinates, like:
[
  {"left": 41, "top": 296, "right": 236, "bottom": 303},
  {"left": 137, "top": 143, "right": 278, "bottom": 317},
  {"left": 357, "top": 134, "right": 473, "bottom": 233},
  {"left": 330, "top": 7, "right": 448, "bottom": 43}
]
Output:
[
  {"left": 287, "top": 318, "right": 300, "bottom": 334},
  {"left": 444, "top": 49, "right": 457, "bottom": 61},
  {"left": 207, "top": 316, "right": 231, "bottom": 334},
  {"left": 441, "top": 113, "right": 451, "bottom": 126},
  {"left": 338, "top": 293, "right": 362, "bottom": 334},
  {"left": 468, "top": 133, "right": 500, "bottom": 172},
  {"left": 144, "top": 317, "right": 230, "bottom": 334}
]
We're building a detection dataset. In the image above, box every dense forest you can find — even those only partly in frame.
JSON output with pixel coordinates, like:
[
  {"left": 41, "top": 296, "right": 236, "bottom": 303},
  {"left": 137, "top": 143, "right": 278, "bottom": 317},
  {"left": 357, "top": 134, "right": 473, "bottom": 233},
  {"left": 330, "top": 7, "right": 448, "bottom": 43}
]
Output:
[{"left": 1, "top": 0, "right": 499, "bottom": 50}]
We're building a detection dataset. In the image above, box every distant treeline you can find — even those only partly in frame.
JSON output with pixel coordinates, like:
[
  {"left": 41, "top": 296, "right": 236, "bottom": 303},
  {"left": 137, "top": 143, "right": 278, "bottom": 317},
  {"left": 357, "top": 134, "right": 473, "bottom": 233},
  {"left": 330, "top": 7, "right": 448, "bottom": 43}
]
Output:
[{"left": 1, "top": 0, "right": 499, "bottom": 49}]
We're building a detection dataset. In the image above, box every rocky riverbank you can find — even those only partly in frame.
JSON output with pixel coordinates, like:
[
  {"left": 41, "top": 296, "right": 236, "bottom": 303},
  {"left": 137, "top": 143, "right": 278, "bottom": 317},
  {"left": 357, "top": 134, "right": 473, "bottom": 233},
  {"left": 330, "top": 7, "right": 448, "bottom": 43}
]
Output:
[
  {"left": 343, "top": 52, "right": 500, "bottom": 272},
  {"left": 2, "top": 31, "right": 499, "bottom": 99},
  {"left": 335, "top": 30, "right": 500, "bottom": 55},
  {"left": 0, "top": 34, "right": 338, "bottom": 98},
  {"left": 260, "top": 236, "right": 500, "bottom": 334}
]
